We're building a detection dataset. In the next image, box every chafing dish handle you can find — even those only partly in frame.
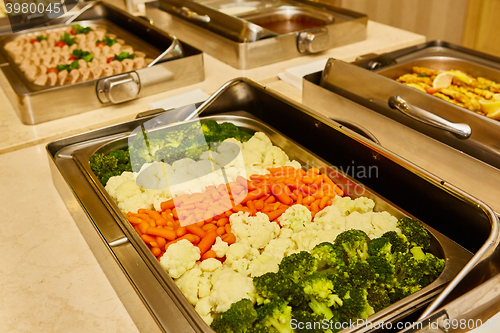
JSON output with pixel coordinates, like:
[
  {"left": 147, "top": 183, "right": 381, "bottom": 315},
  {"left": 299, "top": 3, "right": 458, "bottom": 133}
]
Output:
[
  {"left": 176, "top": 6, "right": 210, "bottom": 23},
  {"left": 388, "top": 95, "right": 472, "bottom": 139}
]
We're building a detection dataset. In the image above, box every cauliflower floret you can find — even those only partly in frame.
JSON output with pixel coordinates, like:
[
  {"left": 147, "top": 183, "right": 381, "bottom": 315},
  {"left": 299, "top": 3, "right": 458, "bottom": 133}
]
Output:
[
  {"left": 209, "top": 269, "right": 256, "bottom": 313},
  {"left": 242, "top": 132, "right": 272, "bottom": 158},
  {"left": 249, "top": 255, "right": 281, "bottom": 277},
  {"left": 135, "top": 162, "right": 174, "bottom": 190},
  {"left": 171, "top": 158, "right": 196, "bottom": 173},
  {"left": 160, "top": 239, "right": 200, "bottom": 279},
  {"left": 215, "top": 139, "right": 243, "bottom": 168},
  {"left": 261, "top": 237, "right": 297, "bottom": 262},
  {"left": 211, "top": 236, "right": 229, "bottom": 258},
  {"left": 222, "top": 166, "right": 246, "bottom": 183},
  {"left": 175, "top": 265, "right": 213, "bottom": 305},
  {"left": 278, "top": 205, "right": 312, "bottom": 233},
  {"left": 242, "top": 150, "right": 262, "bottom": 167},
  {"left": 186, "top": 159, "right": 217, "bottom": 178},
  {"left": 105, "top": 171, "right": 135, "bottom": 199},
  {"left": 312, "top": 204, "right": 346, "bottom": 231},
  {"left": 225, "top": 243, "right": 260, "bottom": 276},
  {"left": 334, "top": 196, "right": 375, "bottom": 215},
  {"left": 262, "top": 146, "right": 289, "bottom": 169},
  {"left": 195, "top": 297, "right": 214, "bottom": 325},
  {"left": 199, "top": 258, "right": 222, "bottom": 273},
  {"left": 345, "top": 211, "right": 398, "bottom": 239},
  {"left": 230, "top": 212, "right": 280, "bottom": 250},
  {"left": 199, "top": 150, "right": 220, "bottom": 162},
  {"left": 291, "top": 228, "right": 321, "bottom": 252},
  {"left": 168, "top": 173, "right": 205, "bottom": 197},
  {"left": 198, "top": 169, "right": 225, "bottom": 187},
  {"left": 285, "top": 160, "right": 302, "bottom": 170}
]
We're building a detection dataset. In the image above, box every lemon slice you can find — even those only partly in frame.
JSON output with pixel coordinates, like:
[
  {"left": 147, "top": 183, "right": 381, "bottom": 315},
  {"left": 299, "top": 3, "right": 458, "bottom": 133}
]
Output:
[
  {"left": 479, "top": 98, "right": 500, "bottom": 116},
  {"left": 493, "top": 93, "right": 500, "bottom": 101},
  {"left": 404, "top": 83, "right": 426, "bottom": 92},
  {"left": 487, "top": 108, "right": 500, "bottom": 120},
  {"left": 433, "top": 72, "right": 455, "bottom": 89},
  {"left": 449, "top": 70, "right": 473, "bottom": 84}
]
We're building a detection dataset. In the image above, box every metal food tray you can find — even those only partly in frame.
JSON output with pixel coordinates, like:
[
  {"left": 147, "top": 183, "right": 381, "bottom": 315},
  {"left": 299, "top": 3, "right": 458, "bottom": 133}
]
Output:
[
  {"left": 314, "top": 41, "right": 500, "bottom": 171},
  {"left": 0, "top": 1, "right": 204, "bottom": 125},
  {"left": 145, "top": 0, "right": 367, "bottom": 69},
  {"left": 47, "top": 78, "right": 499, "bottom": 332}
]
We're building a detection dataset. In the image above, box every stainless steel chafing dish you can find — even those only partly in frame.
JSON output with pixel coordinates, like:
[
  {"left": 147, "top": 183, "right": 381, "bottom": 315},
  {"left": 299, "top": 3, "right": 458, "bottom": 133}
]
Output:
[
  {"left": 47, "top": 78, "right": 499, "bottom": 332},
  {"left": 145, "top": 0, "right": 367, "bottom": 69},
  {"left": 305, "top": 41, "right": 500, "bottom": 171},
  {"left": 0, "top": 1, "right": 204, "bottom": 125}
]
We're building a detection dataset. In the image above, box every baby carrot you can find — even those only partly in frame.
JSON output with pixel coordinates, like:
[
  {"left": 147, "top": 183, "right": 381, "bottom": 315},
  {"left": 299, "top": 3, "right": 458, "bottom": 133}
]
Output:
[
  {"left": 197, "top": 230, "right": 218, "bottom": 255},
  {"left": 271, "top": 183, "right": 293, "bottom": 205},
  {"left": 246, "top": 200, "right": 257, "bottom": 215},
  {"left": 201, "top": 250, "right": 217, "bottom": 261},
  {"left": 141, "top": 234, "right": 156, "bottom": 244},
  {"left": 216, "top": 217, "right": 229, "bottom": 227},
  {"left": 186, "top": 224, "right": 207, "bottom": 239},
  {"left": 241, "top": 185, "right": 271, "bottom": 204},
  {"left": 254, "top": 199, "right": 264, "bottom": 210},
  {"left": 202, "top": 224, "right": 218, "bottom": 232},
  {"left": 165, "top": 234, "right": 200, "bottom": 249},
  {"left": 156, "top": 236, "right": 167, "bottom": 249},
  {"left": 175, "top": 227, "right": 187, "bottom": 237},
  {"left": 139, "top": 221, "right": 150, "bottom": 234},
  {"left": 161, "top": 199, "right": 175, "bottom": 210},
  {"left": 127, "top": 216, "right": 142, "bottom": 225},
  {"left": 265, "top": 207, "right": 288, "bottom": 221},
  {"left": 146, "top": 210, "right": 162, "bottom": 221},
  {"left": 216, "top": 226, "right": 226, "bottom": 236},
  {"left": 221, "top": 233, "right": 236, "bottom": 245},
  {"left": 319, "top": 196, "right": 330, "bottom": 209},
  {"left": 151, "top": 247, "right": 162, "bottom": 257},
  {"left": 147, "top": 227, "right": 177, "bottom": 241}
]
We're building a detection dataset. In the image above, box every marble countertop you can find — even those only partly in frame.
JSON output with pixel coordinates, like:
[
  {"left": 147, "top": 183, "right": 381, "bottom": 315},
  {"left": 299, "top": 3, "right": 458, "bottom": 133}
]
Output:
[{"left": 0, "top": 21, "right": 431, "bottom": 333}]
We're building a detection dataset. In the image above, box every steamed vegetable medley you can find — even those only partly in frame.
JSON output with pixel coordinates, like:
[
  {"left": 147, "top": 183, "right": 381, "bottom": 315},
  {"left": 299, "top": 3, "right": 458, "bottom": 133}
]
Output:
[{"left": 91, "top": 120, "right": 445, "bottom": 332}]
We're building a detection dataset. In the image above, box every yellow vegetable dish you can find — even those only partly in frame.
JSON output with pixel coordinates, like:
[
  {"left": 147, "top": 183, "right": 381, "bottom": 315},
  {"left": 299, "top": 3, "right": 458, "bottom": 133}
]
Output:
[{"left": 396, "top": 66, "right": 500, "bottom": 120}]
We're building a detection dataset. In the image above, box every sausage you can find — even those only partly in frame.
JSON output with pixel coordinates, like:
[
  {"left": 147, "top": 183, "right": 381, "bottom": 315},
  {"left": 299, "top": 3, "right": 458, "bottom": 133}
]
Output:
[{"left": 47, "top": 72, "right": 58, "bottom": 86}]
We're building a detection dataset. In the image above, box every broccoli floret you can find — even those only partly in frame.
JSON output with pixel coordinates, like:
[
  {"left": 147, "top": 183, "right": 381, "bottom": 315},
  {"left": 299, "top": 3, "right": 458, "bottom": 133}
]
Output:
[
  {"left": 89, "top": 150, "right": 132, "bottom": 186},
  {"left": 397, "top": 217, "right": 431, "bottom": 250},
  {"left": 254, "top": 299, "right": 293, "bottom": 333},
  {"left": 89, "top": 153, "right": 118, "bottom": 185},
  {"left": 201, "top": 119, "right": 221, "bottom": 133},
  {"left": 366, "top": 256, "right": 395, "bottom": 287},
  {"left": 253, "top": 272, "right": 307, "bottom": 308},
  {"left": 339, "top": 288, "right": 374, "bottom": 320},
  {"left": 381, "top": 231, "right": 409, "bottom": 254},
  {"left": 367, "top": 237, "right": 392, "bottom": 258},
  {"left": 291, "top": 310, "right": 326, "bottom": 333},
  {"left": 201, "top": 119, "right": 225, "bottom": 144},
  {"left": 153, "top": 145, "right": 185, "bottom": 164},
  {"left": 278, "top": 251, "right": 318, "bottom": 284},
  {"left": 388, "top": 284, "right": 421, "bottom": 303},
  {"left": 392, "top": 251, "right": 422, "bottom": 287},
  {"left": 334, "top": 229, "right": 370, "bottom": 261},
  {"left": 330, "top": 274, "right": 352, "bottom": 299},
  {"left": 366, "top": 285, "right": 391, "bottom": 313},
  {"left": 310, "top": 242, "right": 346, "bottom": 274},
  {"left": 344, "top": 259, "right": 377, "bottom": 289},
  {"left": 210, "top": 298, "right": 258, "bottom": 333},
  {"left": 410, "top": 247, "right": 446, "bottom": 287},
  {"left": 300, "top": 273, "right": 343, "bottom": 320}
]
